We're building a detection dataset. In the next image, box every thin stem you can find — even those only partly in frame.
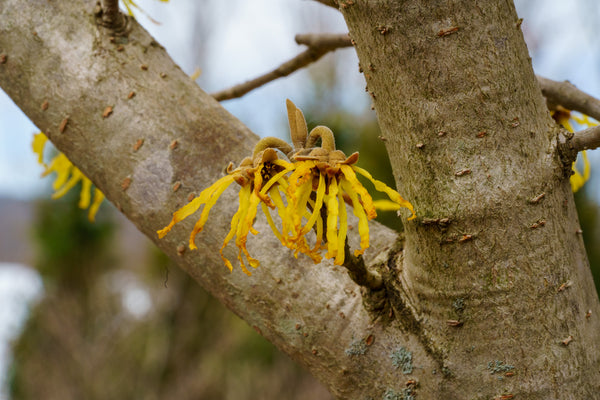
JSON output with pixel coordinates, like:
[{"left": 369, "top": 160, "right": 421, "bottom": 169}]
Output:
[
  {"left": 341, "top": 240, "right": 383, "bottom": 291},
  {"left": 100, "top": 0, "right": 128, "bottom": 33},
  {"left": 294, "top": 33, "right": 352, "bottom": 48}
]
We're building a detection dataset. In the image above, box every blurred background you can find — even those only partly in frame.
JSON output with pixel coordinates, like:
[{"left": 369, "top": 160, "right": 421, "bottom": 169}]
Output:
[{"left": 1, "top": 0, "right": 599, "bottom": 399}]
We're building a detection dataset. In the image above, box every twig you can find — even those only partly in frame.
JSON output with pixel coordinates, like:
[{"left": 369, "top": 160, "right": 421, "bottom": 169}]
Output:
[
  {"left": 537, "top": 75, "right": 600, "bottom": 122},
  {"left": 342, "top": 241, "right": 383, "bottom": 291},
  {"left": 571, "top": 124, "right": 600, "bottom": 152},
  {"left": 295, "top": 33, "right": 352, "bottom": 48},
  {"left": 100, "top": 0, "right": 128, "bottom": 33},
  {"left": 211, "top": 33, "right": 352, "bottom": 101},
  {"left": 311, "top": 0, "right": 339, "bottom": 9},
  {"left": 538, "top": 76, "right": 600, "bottom": 152}
]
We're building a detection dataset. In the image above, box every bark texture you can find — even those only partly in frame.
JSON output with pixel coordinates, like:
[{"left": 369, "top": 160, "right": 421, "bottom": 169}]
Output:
[
  {"left": 1, "top": 0, "right": 599, "bottom": 399},
  {"left": 343, "top": 0, "right": 600, "bottom": 398}
]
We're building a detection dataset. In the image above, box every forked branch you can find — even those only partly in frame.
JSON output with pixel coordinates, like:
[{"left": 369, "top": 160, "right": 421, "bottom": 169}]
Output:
[{"left": 538, "top": 76, "right": 600, "bottom": 152}]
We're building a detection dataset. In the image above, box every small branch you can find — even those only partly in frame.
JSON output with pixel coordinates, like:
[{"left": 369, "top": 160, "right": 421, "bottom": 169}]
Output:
[
  {"left": 571, "top": 124, "right": 600, "bottom": 152},
  {"left": 295, "top": 33, "right": 352, "bottom": 48},
  {"left": 99, "top": 0, "right": 128, "bottom": 34},
  {"left": 537, "top": 75, "right": 600, "bottom": 122},
  {"left": 211, "top": 33, "right": 352, "bottom": 101},
  {"left": 342, "top": 241, "right": 383, "bottom": 291},
  {"left": 311, "top": 0, "right": 340, "bottom": 9}
]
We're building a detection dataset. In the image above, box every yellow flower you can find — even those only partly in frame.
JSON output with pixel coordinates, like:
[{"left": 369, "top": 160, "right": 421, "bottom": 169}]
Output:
[
  {"left": 285, "top": 143, "right": 415, "bottom": 266},
  {"left": 157, "top": 100, "right": 416, "bottom": 273},
  {"left": 157, "top": 147, "right": 293, "bottom": 276},
  {"left": 552, "top": 108, "right": 594, "bottom": 192},
  {"left": 32, "top": 132, "right": 105, "bottom": 222},
  {"left": 281, "top": 101, "right": 415, "bottom": 266}
]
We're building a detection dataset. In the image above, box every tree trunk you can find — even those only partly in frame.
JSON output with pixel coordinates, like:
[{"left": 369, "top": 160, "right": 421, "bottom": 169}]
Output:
[
  {"left": 0, "top": 0, "right": 598, "bottom": 398},
  {"left": 342, "top": 0, "right": 600, "bottom": 397}
]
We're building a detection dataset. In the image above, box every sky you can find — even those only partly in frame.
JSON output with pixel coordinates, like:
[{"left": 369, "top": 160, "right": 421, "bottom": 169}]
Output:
[
  {"left": 1, "top": 0, "right": 600, "bottom": 397},
  {"left": 0, "top": 0, "right": 599, "bottom": 199}
]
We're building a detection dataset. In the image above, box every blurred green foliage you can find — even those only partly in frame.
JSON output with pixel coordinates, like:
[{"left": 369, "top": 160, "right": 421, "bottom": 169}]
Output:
[{"left": 31, "top": 189, "right": 114, "bottom": 286}]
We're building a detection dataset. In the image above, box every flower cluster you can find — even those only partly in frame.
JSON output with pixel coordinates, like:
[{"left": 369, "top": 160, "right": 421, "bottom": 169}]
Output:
[
  {"left": 32, "top": 132, "right": 105, "bottom": 222},
  {"left": 552, "top": 108, "right": 595, "bottom": 192},
  {"left": 157, "top": 100, "right": 415, "bottom": 275}
]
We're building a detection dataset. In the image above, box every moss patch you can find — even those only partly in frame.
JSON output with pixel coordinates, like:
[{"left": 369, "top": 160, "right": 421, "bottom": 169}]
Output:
[{"left": 390, "top": 347, "right": 413, "bottom": 374}]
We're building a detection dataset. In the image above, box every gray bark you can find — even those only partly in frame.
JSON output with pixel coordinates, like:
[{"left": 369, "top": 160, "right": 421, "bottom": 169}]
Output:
[{"left": 1, "top": 0, "right": 599, "bottom": 398}]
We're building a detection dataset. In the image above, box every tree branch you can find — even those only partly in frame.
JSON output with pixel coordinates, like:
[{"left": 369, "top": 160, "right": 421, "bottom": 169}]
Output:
[
  {"left": 311, "top": 0, "right": 340, "bottom": 9},
  {"left": 537, "top": 75, "right": 600, "bottom": 122},
  {"left": 295, "top": 33, "right": 352, "bottom": 48},
  {"left": 211, "top": 33, "right": 351, "bottom": 101},
  {"left": 571, "top": 124, "right": 600, "bottom": 152},
  {"left": 99, "top": 0, "right": 128, "bottom": 34}
]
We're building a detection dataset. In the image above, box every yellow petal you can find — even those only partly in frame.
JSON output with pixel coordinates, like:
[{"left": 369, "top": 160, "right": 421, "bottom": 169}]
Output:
[
  {"left": 570, "top": 151, "right": 591, "bottom": 193},
  {"left": 220, "top": 187, "right": 247, "bottom": 272},
  {"left": 52, "top": 168, "right": 83, "bottom": 199},
  {"left": 234, "top": 189, "right": 262, "bottom": 275},
  {"left": 236, "top": 247, "right": 252, "bottom": 276},
  {"left": 300, "top": 172, "right": 325, "bottom": 237},
  {"left": 334, "top": 188, "right": 348, "bottom": 265},
  {"left": 235, "top": 191, "right": 262, "bottom": 267},
  {"left": 44, "top": 154, "right": 72, "bottom": 190},
  {"left": 78, "top": 177, "right": 92, "bottom": 209},
  {"left": 582, "top": 151, "right": 591, "bottom": 181},
  {"left": 232, "top": 186, "right": 253, "bottom": 268},
  {"left": 189, "top": 176, "right": 235, "bottom": 249},
  {"left": 325, "top": 177, "right": 339, "bottom": 259},
  {"left": 312, "top": 205, "right": 324, "bottom": 253},
  {"left": 262, "top": 202, "right": 283, "bottom": 243},
  {"left": 287, "top": 160, "right": 315, "bottom": 201},
  {"left": 340, "top": 178, "right": 369, "bottom": 256},
  {"left": 270, "top": 186, "right": 291, "bottom": 243},
  {"left": 572, "top": 114, "right": 598, "bottom": 128},
  {"left": 372, "top": 199, "right": 401, "bottom": 211},
  {"left": 293, "top": 178, "right": 313, "bottom": 233},
  {"left": 88, "top": 189, "right": 105, "bottom": 223},
  {"left": 157, "top": 175, "right": 234, "bottom": 239},
  {"left": 32, "top": 132, "right": 48, "bottom": 165},
  {"left": 339, "top": 165, "right": 376, "bottom": 219},
  {"left": 350, "top": 165, "right": 416, "bottom": 221}
]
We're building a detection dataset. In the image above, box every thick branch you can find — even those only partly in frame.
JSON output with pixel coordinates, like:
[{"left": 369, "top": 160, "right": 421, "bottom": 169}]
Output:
[
  {"left": 211, "top": 33, "right": 351, "bottom": 101},
  {"left": 538, "top": 75, "right": 600, "bottom": 122}
]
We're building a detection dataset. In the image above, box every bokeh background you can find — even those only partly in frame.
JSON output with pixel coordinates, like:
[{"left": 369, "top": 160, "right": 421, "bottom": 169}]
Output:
[{"left": 1, "top": 1, "right": 599, "bottom": 399}]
